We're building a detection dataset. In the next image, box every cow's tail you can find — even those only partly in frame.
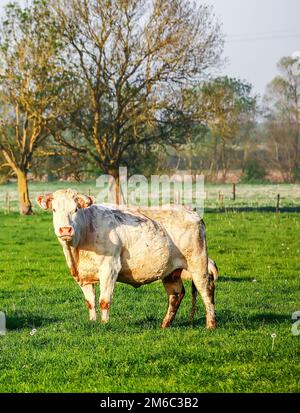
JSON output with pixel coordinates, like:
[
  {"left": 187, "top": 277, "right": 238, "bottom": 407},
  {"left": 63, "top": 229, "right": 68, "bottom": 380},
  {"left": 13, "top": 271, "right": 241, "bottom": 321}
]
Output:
[
  {"left": 208, "top": 258, "right": 219, "bottom": 281},
  {"left": 190, "top": 258, "right": 219, "bottom": 321},
  {"left": 190, "top": 281, "right": 197, "bottom": 321}
]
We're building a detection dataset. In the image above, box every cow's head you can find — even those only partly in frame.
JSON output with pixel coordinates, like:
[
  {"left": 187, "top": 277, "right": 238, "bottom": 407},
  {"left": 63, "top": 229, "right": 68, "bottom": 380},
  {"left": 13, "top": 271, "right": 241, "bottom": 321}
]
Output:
[{"left": 37, "top": 189, "right": 94, "bottom": 246}]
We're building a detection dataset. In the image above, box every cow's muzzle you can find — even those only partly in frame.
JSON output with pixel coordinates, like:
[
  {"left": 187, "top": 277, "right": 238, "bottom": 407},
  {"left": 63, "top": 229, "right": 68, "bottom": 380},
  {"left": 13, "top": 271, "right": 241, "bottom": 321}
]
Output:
[{"left": 58, "top": 226, "right": 74, "bottom": 241}]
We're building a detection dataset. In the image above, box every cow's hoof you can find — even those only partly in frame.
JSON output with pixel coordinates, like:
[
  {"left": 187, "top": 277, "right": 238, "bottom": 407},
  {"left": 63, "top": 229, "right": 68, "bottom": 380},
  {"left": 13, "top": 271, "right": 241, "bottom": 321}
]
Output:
[{"left": 206, "top": 320, "right": 217, "bottom": 330}]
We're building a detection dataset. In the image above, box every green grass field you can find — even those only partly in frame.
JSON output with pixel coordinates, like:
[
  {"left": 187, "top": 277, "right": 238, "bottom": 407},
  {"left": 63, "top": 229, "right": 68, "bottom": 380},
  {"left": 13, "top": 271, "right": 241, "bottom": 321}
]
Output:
[{"left": 0, "top": 208, "right": 299, "bottom": 393}]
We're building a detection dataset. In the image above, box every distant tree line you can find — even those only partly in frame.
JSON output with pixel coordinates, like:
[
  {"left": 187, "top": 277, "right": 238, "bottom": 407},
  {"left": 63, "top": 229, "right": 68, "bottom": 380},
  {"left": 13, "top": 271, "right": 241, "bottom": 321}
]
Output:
[{"left": 134, "top": 56, "right": 300, "bottom": 185}]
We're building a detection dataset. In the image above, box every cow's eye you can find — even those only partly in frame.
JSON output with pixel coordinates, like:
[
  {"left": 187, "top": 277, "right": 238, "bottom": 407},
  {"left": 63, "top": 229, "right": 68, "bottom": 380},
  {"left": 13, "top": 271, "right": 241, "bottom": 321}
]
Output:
[
  {"left": 74, "top": 208, "right": 78, "bottom": 213},
  {"left": 53, "top": 209, "right": 56, "bottom": 213}
]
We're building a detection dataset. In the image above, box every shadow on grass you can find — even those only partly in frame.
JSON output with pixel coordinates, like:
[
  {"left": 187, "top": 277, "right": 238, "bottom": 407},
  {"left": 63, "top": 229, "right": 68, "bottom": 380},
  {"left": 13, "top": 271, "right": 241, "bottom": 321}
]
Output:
[
  {"left": 130, "top": 316, "right": 160, "bottom": 330},
  {"left": 205, "top": 310, "right": 289, "bottom": 329},
  {"left": 6, "top": 313, "right": 59, "bottom": 331},
  {"left": 247, "top": 313, "right": 290, "bottom": 325},
  {"left": 206, "top": 206, "right": 300, "bottom": 213},
  {"left": 218, "top": 276, "right": 255, "bottom": 283},
  {"left": 131, "top": 310, "right": 290, "bottom": 330}
]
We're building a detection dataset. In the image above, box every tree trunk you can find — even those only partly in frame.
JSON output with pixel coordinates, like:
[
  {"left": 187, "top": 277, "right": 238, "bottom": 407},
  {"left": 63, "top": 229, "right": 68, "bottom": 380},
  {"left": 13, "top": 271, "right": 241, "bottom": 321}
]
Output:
[
  {"left": 17, "top": 169, "right": 33, "bottom": 215},
  {"left": 208, "top": 135, "right": 218, "bottom": 181},
  {"left": 242, "top": 143, "right": 249, "bottom": 171},
  {"left": 221, "top": 139, "right": 227, "bottom": 182},
  {"left": 115, "top": 172, "right": 120, "bottom": 205},
  {"left": 297, "top": 127, "right": 300, "bottom": 168},
  {"left": 107, "top": 167, "right": 125, "bottom": 206}
]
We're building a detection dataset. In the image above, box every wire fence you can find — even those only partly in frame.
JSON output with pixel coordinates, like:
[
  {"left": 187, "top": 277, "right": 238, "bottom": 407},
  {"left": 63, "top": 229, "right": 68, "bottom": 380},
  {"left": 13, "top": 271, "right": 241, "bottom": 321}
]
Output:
[{"left": 1, "top": 182, "right": 300, "bottom": 213}]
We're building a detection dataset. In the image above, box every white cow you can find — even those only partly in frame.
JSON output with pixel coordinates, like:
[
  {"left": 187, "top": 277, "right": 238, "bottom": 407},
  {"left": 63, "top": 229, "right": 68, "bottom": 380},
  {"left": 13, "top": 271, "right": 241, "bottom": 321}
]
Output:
[{"left": 37, "top": 189, "right": 216, "bottom": 329}]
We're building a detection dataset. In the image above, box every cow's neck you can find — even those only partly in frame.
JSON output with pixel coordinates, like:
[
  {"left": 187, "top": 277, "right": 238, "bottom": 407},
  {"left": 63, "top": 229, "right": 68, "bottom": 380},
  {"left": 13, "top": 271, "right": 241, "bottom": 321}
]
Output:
[
  {"left": 63, "top": 244, "right": 80, "bottom": 283},
  {"left": 61, "top": 212, "right": 93, "bottom": 282}
]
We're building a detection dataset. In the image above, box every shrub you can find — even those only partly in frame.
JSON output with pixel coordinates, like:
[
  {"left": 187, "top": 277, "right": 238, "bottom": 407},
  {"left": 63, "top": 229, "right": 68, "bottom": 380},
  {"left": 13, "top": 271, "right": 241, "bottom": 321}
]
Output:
[
  {"left": 293, "top": 167, "right": 300, "bottom": 183},
  {"left": 243, "top": 159, "right": 266, "bottom": 182}
]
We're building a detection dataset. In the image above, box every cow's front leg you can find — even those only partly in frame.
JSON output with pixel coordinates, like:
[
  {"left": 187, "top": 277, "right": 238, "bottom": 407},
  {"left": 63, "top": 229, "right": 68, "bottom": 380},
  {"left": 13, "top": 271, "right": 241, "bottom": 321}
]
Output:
[
  {"left": 99, "top": 257, "right": 121, "bottom": 324},
  {"left": 80, "top": 284, "right": 97, "bottom": 321}
]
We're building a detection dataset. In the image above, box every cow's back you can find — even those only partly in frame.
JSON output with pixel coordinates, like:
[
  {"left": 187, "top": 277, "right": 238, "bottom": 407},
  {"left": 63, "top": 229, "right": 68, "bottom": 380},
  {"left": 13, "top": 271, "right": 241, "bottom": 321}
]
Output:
[{"left": 137, "top": 206, "right": 204, "bottom": 257}]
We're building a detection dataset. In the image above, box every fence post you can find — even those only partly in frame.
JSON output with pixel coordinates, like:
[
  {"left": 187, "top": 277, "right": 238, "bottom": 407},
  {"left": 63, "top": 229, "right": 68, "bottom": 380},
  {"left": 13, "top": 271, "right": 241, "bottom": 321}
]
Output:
[
  {"left": 5, "top": 192, "right": 10, "bottom": 215},
  {"left": 276, "top": 194, "right": 280, "bottom": 213},
  {"left": 219, "top": 193, "right": 224, "bottom": 211},
  {"left": 232, "top": 183, "right": 236, "bottom": 201}
]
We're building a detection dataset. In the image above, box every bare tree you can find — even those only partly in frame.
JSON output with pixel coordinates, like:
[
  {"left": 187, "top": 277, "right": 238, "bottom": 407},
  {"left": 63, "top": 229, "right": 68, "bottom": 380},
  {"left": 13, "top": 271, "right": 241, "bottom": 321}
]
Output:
[
  {"left": 259, "top": 118, "right": 296, "bottom": 182},
  {"left": 0, "top": 0, "right": 77, "bottom": 214},
  {"left": 264, "top": 56, "right": 300, "bottom": 179},
  {"left": 51, "top": 0, "right": 223, "bottom": 202},
  {"left": 180, "top": 77, "right": 257, "bottom": 181}
]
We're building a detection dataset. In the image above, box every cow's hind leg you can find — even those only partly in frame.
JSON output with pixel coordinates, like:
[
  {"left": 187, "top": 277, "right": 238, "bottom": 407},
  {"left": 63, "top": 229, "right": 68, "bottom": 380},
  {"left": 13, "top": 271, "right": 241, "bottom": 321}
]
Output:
[
  {"left": 80, "top": 284, "right": 97, "bottom": 321},
  {"left": 161, "top": 271, "right": 185, "bottom": 329},
  {"left": 191, "top": 263, "right": 216, "bottom": 329}
]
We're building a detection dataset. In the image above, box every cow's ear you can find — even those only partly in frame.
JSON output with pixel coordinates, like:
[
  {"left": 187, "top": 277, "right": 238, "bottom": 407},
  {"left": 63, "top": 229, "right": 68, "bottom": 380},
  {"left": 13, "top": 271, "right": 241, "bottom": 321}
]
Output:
[
  {"left": 76, "top": 194, "right": 94, "bottom": 209},
  {"left": 36, "top": 194, "right": 53, "bottom": 210}
]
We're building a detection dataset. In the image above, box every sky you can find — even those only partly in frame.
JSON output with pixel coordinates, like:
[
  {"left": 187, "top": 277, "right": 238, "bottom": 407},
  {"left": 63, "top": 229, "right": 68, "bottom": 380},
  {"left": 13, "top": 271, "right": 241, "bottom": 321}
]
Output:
[
  {"left": 205, "top": 0, "right": 300, "bottom": 96},
  {"left": 0, "top": 0, "right": 299, "bottom": 97}
]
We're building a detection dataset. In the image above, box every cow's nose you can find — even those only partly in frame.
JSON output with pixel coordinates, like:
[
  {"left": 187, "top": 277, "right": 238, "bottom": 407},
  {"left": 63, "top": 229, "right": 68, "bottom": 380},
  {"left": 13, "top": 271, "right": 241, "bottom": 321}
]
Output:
[{"left": 59, "top": 226, "right": 74, "bottom": 237}]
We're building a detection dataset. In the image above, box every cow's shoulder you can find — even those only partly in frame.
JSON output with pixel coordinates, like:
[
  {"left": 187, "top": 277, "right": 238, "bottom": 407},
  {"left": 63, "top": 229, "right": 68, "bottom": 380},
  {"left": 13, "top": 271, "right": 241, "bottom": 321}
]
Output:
[{"left": 87, "top": 204, "right": 155, "bottom": 228}]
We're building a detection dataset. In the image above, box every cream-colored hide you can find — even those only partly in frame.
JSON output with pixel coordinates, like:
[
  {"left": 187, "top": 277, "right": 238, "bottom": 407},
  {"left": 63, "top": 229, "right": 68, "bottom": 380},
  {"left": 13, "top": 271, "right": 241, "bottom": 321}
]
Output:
[{"left": 37, "top": 189, "right": 216, "bottom": 329}]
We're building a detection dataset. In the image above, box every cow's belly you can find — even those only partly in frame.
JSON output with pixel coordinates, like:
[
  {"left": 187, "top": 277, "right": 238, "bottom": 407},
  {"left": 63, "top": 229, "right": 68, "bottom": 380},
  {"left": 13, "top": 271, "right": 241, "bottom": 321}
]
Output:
[
  {"left": 118, "top": 260, "right": 167, "bottom": 286},
  {"left": 76, "top": 239, "right": 179, "bottom": 287},
  {"left": 118, "top": 235, "right": 179, "bottom": 286}
]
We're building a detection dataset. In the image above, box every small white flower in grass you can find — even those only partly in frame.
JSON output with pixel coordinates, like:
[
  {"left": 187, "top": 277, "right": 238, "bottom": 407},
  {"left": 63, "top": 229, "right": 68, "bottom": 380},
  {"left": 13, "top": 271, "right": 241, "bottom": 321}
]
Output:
[
  {"left": 252, "top": 279, "right": 257, "bottom": 283},
  {"left": 30, "top": 328, "right": 37, "bottom": 336},
  {"left": 271, "top": 333, "right": 277, "bottom": 351}
]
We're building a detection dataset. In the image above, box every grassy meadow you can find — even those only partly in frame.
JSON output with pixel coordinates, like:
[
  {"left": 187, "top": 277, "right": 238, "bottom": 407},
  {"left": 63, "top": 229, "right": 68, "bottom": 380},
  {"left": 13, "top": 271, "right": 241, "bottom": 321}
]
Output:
[{"left": 0, "top": 202, "right": 299, "bottom": 392}]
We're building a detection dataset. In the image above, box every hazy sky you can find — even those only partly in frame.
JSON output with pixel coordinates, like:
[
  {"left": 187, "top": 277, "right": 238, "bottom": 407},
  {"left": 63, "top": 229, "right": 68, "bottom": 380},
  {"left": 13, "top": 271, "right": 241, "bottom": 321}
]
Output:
[
  {"left": 0, "top": 0, "right": 299, "bottom": 96},
  {"left": 206, "top": 0, "right": 300, "bottom": 96}
]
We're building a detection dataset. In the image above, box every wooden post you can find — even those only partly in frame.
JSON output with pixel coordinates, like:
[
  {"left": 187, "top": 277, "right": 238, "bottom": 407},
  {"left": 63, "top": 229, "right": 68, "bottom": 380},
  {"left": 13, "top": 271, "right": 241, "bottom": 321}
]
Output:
[
  {"left": 5, "top": 192, "right": 10, "bottom": 215},
  {"left": 276, "top": 194, "right": 280, "bottom": 213},
  {"left": 219, "top": 193, "right": 224, "bottom": 211},
  {"left": 232, "top": 183, "right": 236, "bottom": 201},
  {"left": 221, "top": 194, "right": 224, "bottom": 209}
]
